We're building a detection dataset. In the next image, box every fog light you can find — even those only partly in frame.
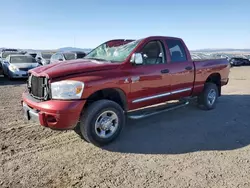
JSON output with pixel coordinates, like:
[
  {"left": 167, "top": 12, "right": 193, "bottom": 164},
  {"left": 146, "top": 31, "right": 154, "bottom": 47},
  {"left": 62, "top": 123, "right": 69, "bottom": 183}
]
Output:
[{"left": 47, "top": 115, "right": 57, "bottom": 123}]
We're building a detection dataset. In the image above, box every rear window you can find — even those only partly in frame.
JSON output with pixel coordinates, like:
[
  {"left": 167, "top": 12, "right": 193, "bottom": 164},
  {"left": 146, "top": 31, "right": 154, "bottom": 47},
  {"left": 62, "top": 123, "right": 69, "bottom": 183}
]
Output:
[
  {"left": 10, "top": 56, "right": 37, "bottom": 63},
  {"left": 166, "top": 39, "right": 187, "bottom": 62},
  {"left": 64, "top": 53, "right": 76, "bottom": 60}
]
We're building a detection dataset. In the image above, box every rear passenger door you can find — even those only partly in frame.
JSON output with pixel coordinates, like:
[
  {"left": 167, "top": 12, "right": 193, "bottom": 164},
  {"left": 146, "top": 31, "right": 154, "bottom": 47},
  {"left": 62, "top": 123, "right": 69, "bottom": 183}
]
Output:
[{"left": 165, "top": 39, "right": 195, "bottom": 98}]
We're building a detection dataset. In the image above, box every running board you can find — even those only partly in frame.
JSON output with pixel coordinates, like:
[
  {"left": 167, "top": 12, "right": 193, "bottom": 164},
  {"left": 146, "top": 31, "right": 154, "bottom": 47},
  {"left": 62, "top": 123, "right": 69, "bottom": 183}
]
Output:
[{"left": 128, "top": 101, "right": 189, "bottom": 120}]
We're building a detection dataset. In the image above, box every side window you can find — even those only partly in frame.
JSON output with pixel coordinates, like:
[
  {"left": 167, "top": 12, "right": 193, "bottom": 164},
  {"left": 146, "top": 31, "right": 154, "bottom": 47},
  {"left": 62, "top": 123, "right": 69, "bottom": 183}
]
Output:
[
  {"left": 166, "top": 39, "right": 187, "bottom": 62},
  {"left": 140, "top": 40, "right": 165, "bottom": 65},
  {"left": 57, "top": 54, "right": 63, "bottom": 60},
  {"left": 51, "top": 54, "right": 57, "bottom": 60}
]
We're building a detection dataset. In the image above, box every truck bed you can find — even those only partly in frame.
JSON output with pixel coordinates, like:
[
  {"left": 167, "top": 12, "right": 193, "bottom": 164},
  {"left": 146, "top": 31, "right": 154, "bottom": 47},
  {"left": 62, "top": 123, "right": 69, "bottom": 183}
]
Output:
[{"left": 191, "top": 58, "right": 230, "bottom": 96}]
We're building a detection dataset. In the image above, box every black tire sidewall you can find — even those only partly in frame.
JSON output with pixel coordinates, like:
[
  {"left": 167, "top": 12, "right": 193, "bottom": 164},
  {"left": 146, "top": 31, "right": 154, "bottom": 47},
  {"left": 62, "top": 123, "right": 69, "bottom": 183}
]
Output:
[
  {"left": 203, "top": 83, "right": 218, "bottom": 110},
  {"left": 80, "top": 100, "right": 125, "bottom": 146}
]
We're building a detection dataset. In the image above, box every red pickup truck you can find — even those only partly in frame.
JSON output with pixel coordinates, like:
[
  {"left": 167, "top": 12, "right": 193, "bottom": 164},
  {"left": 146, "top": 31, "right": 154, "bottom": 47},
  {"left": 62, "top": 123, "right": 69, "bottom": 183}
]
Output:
[{"left": 22, "top": 36, "right": 230, "bottom": 146}]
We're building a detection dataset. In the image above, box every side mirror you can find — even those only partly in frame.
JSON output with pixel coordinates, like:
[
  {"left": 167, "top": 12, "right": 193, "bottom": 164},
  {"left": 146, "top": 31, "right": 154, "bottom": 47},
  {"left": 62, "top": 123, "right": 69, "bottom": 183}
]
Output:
[{"left": 130, "top": 53, "right": 143, "bottom": 65}]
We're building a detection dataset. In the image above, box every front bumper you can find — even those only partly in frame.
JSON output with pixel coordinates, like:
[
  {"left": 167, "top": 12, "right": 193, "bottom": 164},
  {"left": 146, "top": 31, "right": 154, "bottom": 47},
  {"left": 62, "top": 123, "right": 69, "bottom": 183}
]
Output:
[
  {"left": 9, "top": 70, "right": 28, "bottom": 78},
  {"left": 22, "top": 92, "right": 86, "bottom": 130}
]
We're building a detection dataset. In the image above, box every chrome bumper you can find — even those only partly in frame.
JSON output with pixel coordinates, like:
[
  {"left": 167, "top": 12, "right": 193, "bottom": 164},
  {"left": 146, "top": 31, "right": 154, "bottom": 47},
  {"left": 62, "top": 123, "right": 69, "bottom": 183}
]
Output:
[{"left": 22, "top": 102, "right": 39, "bottom": 123}]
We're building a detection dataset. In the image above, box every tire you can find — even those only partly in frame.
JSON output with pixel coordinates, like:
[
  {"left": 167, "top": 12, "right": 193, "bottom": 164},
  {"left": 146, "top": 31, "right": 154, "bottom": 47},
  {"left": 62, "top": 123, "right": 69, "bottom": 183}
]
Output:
[
  {"left": 79, "top": 99, "right": 125, "bottom": 146},
  {"left": 7, "top": 70, "right": 13, "bottom": 80},
  {"left": 198, "top": 83, "right": 219, "bottom": 110}
]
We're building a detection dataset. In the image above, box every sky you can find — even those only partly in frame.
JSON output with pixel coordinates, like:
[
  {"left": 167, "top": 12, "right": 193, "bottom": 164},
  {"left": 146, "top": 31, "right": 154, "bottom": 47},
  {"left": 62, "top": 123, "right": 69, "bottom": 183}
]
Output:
[{"left": 0, "top": 0, "right": 249, "bottom": 50}]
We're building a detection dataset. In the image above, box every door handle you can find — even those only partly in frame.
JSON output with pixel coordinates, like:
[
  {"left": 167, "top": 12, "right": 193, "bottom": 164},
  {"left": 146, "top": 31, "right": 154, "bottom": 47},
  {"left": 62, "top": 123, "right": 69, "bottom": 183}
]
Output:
[
  {"left": 161, "top": 69, "right": 169, "bottom": 74},
  {"left": 185, "top": 66, "right": 193, "bottom": 70}
]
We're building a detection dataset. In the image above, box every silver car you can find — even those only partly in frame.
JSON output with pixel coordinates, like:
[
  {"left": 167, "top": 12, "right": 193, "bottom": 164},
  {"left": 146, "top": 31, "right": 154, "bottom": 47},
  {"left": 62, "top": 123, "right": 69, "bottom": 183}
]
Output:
[{"left": 2, "top": 54, "right": 40, "bottom": 79}]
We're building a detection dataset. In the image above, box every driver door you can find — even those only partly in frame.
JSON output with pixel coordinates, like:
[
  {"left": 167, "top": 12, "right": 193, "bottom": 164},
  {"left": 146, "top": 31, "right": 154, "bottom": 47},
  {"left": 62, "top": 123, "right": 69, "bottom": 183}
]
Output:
[{"left": 128, "top": 40, "right": 172, "bottom": 110}]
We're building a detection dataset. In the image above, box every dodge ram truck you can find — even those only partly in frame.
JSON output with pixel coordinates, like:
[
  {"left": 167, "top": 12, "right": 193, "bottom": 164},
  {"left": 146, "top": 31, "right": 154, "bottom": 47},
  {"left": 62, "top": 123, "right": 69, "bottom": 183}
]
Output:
[{"left": 22, "top": 36, "right": 230, "bottom": 146}]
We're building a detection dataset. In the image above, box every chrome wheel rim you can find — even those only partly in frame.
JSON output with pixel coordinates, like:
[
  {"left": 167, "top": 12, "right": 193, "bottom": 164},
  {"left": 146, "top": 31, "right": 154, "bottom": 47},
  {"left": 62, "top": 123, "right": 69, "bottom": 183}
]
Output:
[
  {"left": 207, "top": 89, "right": 216, "bottom": 105},
  {"left": 95, "top": 110, "right": 119, "bottom": 139}
]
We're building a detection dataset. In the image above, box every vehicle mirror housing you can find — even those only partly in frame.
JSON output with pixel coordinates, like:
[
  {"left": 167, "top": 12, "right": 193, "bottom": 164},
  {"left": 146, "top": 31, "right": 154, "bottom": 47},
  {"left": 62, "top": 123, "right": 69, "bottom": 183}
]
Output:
[{"left": 130, "top": 53, "right": 143, "bottom": 65}]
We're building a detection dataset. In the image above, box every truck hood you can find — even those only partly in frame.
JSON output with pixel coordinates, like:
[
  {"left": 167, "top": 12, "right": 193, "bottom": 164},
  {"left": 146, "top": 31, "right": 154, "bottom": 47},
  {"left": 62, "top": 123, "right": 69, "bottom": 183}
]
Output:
[{"left": 29, "top": 58, "right": 121, "bottom": 78}]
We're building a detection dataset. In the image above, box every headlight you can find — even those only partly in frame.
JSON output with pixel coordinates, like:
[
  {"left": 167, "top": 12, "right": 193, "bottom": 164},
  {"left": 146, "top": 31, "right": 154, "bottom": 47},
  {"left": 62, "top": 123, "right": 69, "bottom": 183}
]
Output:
[
  {"left": 51, "top": 80, "right": 84, "bottom": 99},
  {"left": 9, "top": 64, "right": 19, "bottom": 72}
]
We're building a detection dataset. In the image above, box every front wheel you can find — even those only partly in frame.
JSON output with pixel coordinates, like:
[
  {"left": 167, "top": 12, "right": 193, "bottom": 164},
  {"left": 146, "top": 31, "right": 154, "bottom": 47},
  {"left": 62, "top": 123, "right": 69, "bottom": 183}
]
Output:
[
  {"left": 198, "top": 83, "right": 219, "bottom": 110},
  {"left": 7, "top": 70, "right": 14, "bottom": 80},
  {"left": 79, "top": 99, "right": 125, "bottom": 146}
]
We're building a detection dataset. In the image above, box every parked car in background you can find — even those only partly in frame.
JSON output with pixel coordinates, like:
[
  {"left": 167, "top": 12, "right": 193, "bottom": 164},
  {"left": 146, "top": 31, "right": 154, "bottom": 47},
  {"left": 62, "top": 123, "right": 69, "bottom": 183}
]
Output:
[
  {"left": 36, "top": 51, "right": 55, "bottom": 65},
  {"left": 27, "top": 52, "right": 37, "bottom": 58},
  {"left": 243, "top": 55, "right": 250, "bottom": 65},
  {"left": 0, "top": 61, "right": 3, "bottom": 75},
  {"left": 0, "top": 51, "right": 22, "bottom": 60},
  {"left": 22, "top": 36, "right": 230, "bottom": 146},
  {"left": 1, "top": 48, "right": 18, "bottom": 52},
  {"left": 0, "top": 51, "right": 25, "bottom": 67},
  {"left": 70, "top": 51, "right": 87, "bottom": 58},
  {"left": 229, "top": 57, "right": 250, "bottom": 66},
  {"left": 50, "top": 51, "right": 86, "bottom": 64},
  {"left": 2, "top": 54, "right": 40, "bottom": 79}
]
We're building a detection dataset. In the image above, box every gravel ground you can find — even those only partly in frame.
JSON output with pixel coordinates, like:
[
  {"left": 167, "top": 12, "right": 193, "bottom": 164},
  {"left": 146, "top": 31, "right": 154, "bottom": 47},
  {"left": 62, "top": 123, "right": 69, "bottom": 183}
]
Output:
[{"left": 0, "top": 67, "right": 250, "bottom": 188}]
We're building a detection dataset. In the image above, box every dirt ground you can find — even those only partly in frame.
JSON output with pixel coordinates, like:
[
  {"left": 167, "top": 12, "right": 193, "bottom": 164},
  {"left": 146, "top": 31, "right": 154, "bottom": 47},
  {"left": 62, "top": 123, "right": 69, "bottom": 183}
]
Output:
[{"left": 1, "top": 67, "right": 250, "bottom": 188}]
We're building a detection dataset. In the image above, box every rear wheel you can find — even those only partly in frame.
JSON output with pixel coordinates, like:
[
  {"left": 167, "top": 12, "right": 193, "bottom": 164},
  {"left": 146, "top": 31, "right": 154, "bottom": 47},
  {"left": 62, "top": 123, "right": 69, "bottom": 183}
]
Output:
[
  {"left": 198, "top": 83, "right": 218, "bottom": 110},
  {"left": 79, "top": 99, "right": 125, "bottom": 146}
]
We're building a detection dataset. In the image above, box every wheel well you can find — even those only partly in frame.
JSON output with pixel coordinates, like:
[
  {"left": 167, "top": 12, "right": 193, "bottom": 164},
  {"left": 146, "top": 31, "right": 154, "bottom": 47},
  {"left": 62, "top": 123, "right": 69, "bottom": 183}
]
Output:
[
  {"left": 85, "top": 88, "right": 127, "bottom": 111},
  {"left": 205, "top": 73, "right": 221, "bottom": 96}
]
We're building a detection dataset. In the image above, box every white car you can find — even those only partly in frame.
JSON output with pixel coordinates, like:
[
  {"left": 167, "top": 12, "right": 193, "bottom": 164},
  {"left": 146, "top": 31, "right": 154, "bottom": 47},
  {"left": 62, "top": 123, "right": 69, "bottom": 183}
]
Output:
[{"left": 2, "top": 54, "right": 40, "bottom": 79}]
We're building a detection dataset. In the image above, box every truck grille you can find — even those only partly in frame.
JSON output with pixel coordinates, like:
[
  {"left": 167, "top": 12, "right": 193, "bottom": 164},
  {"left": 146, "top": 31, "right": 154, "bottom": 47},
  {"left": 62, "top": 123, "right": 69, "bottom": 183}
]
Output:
[{"left": 28, "top": 74, "right": 49, "bottom": 100}]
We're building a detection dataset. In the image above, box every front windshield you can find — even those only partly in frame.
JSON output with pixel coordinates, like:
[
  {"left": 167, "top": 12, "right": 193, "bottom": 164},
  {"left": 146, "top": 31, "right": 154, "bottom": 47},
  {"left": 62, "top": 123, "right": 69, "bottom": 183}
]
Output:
[
  {"left": 10, "top": 56, "right": 37, "bottom": 63},
  {"left": 42, "top": 53, "right": 53, "bottom": 59},
  {"left": 84, "top": 39, "right": 141, "bottom": 62}
]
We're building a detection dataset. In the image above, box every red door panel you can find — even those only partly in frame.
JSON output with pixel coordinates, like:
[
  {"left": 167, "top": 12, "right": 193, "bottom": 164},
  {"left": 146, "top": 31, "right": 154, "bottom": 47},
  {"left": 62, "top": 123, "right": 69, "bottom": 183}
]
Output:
[
  {"left": 128, "top": 64, "right": 171, "bottom": 110},
  {"left": 166, "top": 61, "right": 195, "bottom": 99}
]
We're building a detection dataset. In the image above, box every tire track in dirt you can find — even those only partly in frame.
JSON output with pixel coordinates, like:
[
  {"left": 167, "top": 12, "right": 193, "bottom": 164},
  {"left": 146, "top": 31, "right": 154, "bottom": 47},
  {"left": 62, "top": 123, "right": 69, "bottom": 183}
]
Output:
[{"left": 1, "top": 131, "right": 80, "bottom": 162}]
